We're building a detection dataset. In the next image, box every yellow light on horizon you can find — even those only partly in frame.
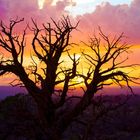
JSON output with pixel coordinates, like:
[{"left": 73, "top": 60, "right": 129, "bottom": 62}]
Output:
[{"left": 38, "top": 0, "right": 45, "bottom": 9}]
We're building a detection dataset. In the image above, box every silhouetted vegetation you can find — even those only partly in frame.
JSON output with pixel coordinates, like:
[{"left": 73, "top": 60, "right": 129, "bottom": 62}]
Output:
[
  {"left": 0, "top": 94, "right": 140, "bottom": 140},
  {"left": 0, "top": 17, "right": 139, "bottom": 140}
]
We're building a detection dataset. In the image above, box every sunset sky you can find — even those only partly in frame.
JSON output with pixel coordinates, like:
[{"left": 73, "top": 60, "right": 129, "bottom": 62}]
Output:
[{"left": 0, "top": 0, "right": 140, "bottom": 87}]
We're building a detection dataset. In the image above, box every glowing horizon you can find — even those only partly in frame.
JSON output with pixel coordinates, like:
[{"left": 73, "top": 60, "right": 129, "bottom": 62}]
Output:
[{"left": 0, "top": 0, "right": 140, "bottom": 88}]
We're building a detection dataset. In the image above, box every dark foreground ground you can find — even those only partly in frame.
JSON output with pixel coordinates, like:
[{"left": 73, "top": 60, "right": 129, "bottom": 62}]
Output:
[{"left": 0, "top": 93, "right": 140, "bottom": 140}]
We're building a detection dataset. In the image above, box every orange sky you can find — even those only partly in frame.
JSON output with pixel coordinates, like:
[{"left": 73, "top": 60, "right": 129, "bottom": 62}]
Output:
[{"left": 0, "top": 0, "right": 140, "bottom": 88}]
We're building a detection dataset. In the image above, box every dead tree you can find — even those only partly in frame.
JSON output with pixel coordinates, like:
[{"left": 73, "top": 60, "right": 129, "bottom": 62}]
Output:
[
  {"left": 0, "top": 16, "right": 80, "bottom": 139},
  {"left": 50, "top": 28, "right": 139, "bottom": 139},
  {"left": 0, "top": 17, "right": 138, "bottom": 140}
]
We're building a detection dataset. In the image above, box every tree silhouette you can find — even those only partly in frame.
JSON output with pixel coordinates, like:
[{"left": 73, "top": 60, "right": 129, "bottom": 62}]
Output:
[{"left": 0, "top": 17, "right": 138, "bottom": 140}]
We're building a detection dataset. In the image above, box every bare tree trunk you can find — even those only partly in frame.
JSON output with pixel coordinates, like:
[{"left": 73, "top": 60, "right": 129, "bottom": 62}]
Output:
[{"left": 51, "top": 87, "right": 97, "bottom": 137}]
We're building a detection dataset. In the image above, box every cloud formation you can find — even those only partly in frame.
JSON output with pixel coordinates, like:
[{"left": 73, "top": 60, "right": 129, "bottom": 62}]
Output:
[
  {"left": 0, "top": 0, "right": 140, "bottom": 44},
  {"left": 78, "top": 0, "right": 140, "bottom": 44},
  {"left": 0, "top": 0, "right": 70, "bottom": 23}
]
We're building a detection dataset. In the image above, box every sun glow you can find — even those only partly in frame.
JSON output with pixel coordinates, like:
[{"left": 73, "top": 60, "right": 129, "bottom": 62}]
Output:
[{"left": 38, "top": 0, "right": 45, "bottom": 9}]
